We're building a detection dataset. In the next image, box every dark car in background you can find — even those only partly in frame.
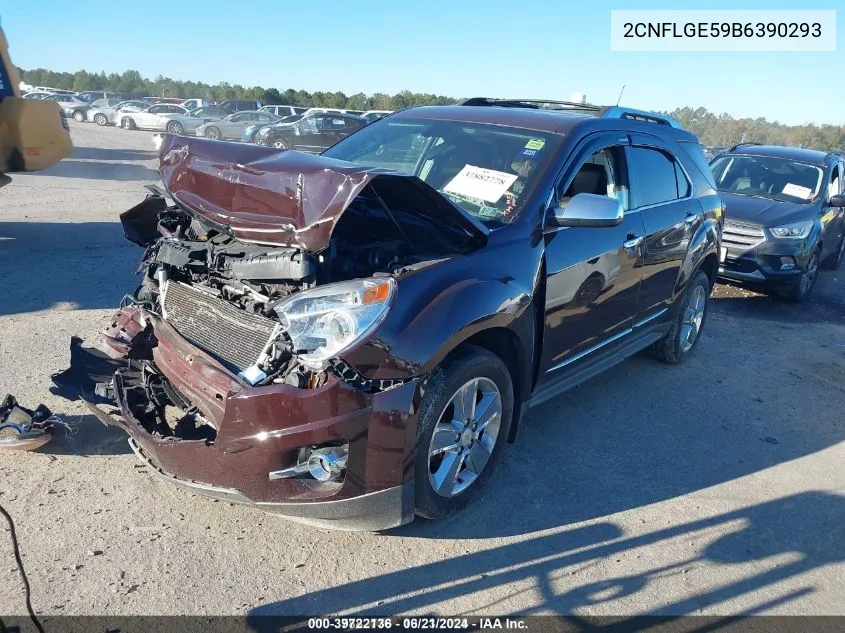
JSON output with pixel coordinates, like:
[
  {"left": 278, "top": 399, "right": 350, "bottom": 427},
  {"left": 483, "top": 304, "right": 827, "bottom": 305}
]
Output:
[
  {"left": 217, "top": 99, "right": 261, "bottom": 114},
  {"left": 713, "top": 144, "right": 845, "bottom": 301},
  {"left": 255, "top": 112, "right": 366, "bottom": 151},
  {"left": 56, "top": 99, "right": 721, "bottom": 530},
  {"left": 243, "top": 113, "right": 302, "bottom": 143}
]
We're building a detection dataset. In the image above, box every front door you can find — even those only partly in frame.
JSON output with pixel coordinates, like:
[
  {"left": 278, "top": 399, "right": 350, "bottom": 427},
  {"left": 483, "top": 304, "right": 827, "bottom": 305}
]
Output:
[{"left": 537, "top": 135, "right": 645, "bottom": 382}]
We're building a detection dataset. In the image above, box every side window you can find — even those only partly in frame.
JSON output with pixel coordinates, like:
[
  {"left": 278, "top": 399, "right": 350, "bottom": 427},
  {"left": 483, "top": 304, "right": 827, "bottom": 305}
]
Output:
[
  {"left": 829, "top": 164, "right": 842, "bottom": 200},
  {"left": 555, "top": 146, "right": 628, "bottom": 211},
  {"left": 675, "top": 162, "right": 691, "bottom": 198},
  {"left": 627, "top": 146, "right": 683, "bottom": 208}
]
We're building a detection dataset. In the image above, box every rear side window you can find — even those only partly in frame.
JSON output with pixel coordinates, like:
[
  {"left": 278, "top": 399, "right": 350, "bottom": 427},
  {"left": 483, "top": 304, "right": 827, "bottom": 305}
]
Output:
[{"left": 627, "top": 147, "right": 681, "bottom": 208}]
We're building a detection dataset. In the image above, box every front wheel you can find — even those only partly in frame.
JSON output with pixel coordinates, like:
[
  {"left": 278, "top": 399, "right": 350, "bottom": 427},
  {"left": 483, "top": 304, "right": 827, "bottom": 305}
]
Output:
[
  {"left": 271, "top": 138, "right": 288, "bottom": 149},
  {"left": 121, "top": 117, "right": 135, "bottom": 130},
  {"left": 785, "top": 248, "right": 820, "bottom": 302},
  {"left": 205, "top": 126, "right": 221, "bottom": 140},
  {"left": 166, "top": 121, "right": 184, "bottom": 135},
  {"left": 94, "top": 113, "right": 108, "bottom": 126},
  {"left": 651, "top": 270, "right": 710, "bottom": 364},
  {"left": 72, "top": 110, "right": 85, "bottom": 122},
  {"left": 414, "top": 346, "right": 513, "bottom": 521}
]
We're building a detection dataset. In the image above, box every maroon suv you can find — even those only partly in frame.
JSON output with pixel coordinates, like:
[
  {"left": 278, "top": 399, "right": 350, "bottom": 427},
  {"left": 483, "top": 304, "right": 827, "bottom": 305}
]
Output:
[{"left": 54, "top": 99, "right": 722, "bottom": 530}]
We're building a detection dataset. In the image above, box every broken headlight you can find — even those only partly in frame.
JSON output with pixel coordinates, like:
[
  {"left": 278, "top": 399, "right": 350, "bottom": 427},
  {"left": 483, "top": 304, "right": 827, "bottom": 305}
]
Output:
[{"left": 273, "top": 277, "right": 395, "bottom": 370}]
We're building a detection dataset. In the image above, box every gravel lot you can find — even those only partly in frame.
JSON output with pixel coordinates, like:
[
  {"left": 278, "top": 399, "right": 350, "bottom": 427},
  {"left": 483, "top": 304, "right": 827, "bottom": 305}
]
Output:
[{"left": 1, "top": 121, "right": 845, "bottom": 619}]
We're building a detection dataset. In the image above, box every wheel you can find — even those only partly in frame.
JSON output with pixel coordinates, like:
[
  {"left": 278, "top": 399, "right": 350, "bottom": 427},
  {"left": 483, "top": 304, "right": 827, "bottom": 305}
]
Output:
[
  {"left": 821, "top": 234, "right": 845, "bottom": 271},
  {"left": 785, "top": 247, "right": 820, "bottom": 302},
  {"left": 94, "top": 113, "right": 108, "bottom": 126},
  {"left": 121, "top": 117, "right": 135, "bottom": 130},
  {"left": 166, "top": 121, "right": 184, "bottom": 135},
  {"left": 205, "top": 126, "right": 221, "bottom": 140},
  {"left": 414, "top": 346, "right": 513, "bottom": 520},
  {"left": 651, "top": 270, "right": 710, "bottom": 364},
  {"left": 271, "top": 138, "right": 288, "bottom": 149},
  {"left": 72, "top": 110, "right": 85, "bottom": 122}
]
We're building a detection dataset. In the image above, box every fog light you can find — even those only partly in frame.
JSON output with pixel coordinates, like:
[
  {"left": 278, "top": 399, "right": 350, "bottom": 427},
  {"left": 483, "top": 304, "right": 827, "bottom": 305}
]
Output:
[
  {"left": 268, "top": 442, "right": 349, "bottom": 481},
  {"left": 780, "top": 257, "right": 795, "bottom": 270}
]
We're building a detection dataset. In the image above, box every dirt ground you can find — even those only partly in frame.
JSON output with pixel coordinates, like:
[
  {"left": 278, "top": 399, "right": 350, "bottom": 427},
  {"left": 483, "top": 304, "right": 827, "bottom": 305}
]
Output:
[{"left": 1, "top": 121, "right": 844, "bottom": 618}]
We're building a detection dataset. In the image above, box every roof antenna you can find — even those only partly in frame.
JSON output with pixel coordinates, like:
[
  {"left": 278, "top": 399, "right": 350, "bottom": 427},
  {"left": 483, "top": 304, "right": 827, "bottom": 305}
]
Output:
[{"left": 616, "top": 85, "right": 626, "bottom": 106}]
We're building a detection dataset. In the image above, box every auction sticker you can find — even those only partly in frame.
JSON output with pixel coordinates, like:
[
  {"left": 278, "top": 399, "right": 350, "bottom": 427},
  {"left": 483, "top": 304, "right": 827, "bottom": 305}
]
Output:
[
  {"left": 525, "top": 139, "right": 545, "bottom": 151},
  {"left": 443, "top": 165, "right": 518, "bottom": 203},
  {"left": 782, "top": 183, "right": 812, "bottom": 200}
]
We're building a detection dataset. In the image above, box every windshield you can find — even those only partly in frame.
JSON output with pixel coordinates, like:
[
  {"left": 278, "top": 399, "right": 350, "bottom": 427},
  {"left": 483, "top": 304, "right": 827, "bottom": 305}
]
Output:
[
  {"left": 711, "top": 154, "right": 824, "bottom": 203},
  {"left": 322, "top": 118, "right": 557, "bottom": 224}
]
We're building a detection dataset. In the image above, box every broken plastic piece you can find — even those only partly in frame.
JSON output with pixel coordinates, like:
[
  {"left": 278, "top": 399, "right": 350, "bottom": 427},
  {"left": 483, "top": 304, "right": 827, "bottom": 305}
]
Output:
[
  {"left": 0, "top": 394, "right": 58, "bottom": 451},
  {"left": 238, "top": 364, "right": 267, "bottom": 386}
]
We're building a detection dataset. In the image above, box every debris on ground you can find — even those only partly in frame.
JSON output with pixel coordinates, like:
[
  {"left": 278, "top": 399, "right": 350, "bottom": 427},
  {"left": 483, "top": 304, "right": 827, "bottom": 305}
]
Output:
[{"left": 0, "top": 393, "right": 71, "bottom": 451}]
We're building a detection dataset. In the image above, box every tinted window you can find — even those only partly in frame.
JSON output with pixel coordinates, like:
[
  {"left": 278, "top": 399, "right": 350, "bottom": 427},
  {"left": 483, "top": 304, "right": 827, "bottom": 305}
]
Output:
[
  {"left": 628, "top": 147, "right": 680, "bottom": 208},
  {"left": 675, "top": 162, "right": 691, "bottom": 198},
  {"left": 556, "top": 147, "right": 627, "bottom": 211}
]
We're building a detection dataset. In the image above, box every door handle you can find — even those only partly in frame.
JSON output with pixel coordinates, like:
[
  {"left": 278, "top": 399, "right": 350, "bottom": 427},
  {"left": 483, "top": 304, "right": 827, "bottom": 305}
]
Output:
[{"left": 623, "top": 235, "right": 643, "bottom": 253}]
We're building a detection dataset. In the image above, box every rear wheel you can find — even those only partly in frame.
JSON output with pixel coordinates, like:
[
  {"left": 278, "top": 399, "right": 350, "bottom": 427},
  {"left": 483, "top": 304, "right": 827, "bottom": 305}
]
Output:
[
  {"left": 121, "top": 117, "right": 135, "bottom": 130},
  {"left": 205, "top": 126, "right": 221, "bottom": 140},
  {"left": 651, "top": 271, "right": 710, "bottom": 364},
  {"left": 414, "top": 346, "right": 513, "bottom": 520},
  {"left": 785, "top": 248, "right": 820, "bottom": 302},
  {"left": 94, "top": 113, "right": 108, "bottom": 126},
  {"left": 72, "top": 110, "right": 85, "bottom": 122},
  {"left": 271, "top": 138, "right": 288, "bottom": 150}
]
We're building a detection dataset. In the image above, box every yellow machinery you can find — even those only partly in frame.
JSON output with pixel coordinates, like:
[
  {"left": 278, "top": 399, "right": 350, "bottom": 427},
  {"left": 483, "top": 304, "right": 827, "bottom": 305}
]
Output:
[{"left": 0, "top": 22, "right": 72, "bottom": 188}]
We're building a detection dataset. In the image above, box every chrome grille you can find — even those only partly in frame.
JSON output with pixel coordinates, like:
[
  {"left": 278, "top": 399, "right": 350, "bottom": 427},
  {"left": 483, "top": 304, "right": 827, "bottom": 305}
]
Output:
[
  {"left": 162, "top": 282, "right": 277, "bottom": 373},
  {"left": 723, "top": 220, "right": 765, "bottom": 250}
]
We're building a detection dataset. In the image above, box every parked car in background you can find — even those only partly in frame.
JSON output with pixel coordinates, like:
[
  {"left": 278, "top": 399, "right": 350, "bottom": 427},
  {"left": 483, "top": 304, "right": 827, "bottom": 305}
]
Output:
[
  {"left": 243, "top": 113, "right": 302, "bottom": 143},
  {"left": 180, "top": 98, "right": 209, "bottom": 111},
  {"left": 713, "top": 144, "right": 845, "bottom": 301},
  {"left": 259, "top": 105, "right": 306, "bottom": 117},
  {"left": 55, "top": 100, "right": 721, "bottom": 529},
  {"left": 159, "top": 107, "right": 228, "bottom": 135},
  {"left": 117, "top": 104, "right": 189, "bottom": 131},
  {"left": 76, "top": 90, "right": 126, "bottom": 103},
  {"left": 87, "top": 99, "right": 148, "bottom": 126},
  {"left": 255, "top": 112, "right": 365, "bottom": 151},
  {"left": 360, "top": 110, "right": 393, "bottom": 124},
  {"left": 46, "top": 94, "right": 90, "bottom": 121},
  {"left": 194, "top": 110, "right": 280, "bottom": 140},
  {"left": 216, "top": 100, "right": 261, "bottom": 114},
  {"left": 22, "top": 91, "right": 55, "bottom": 100}
]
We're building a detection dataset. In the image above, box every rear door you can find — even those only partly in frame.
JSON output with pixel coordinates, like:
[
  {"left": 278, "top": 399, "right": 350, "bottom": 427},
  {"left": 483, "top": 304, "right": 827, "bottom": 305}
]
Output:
[
  {"left": 537, "top": 134, "right": 646, "bottom": 381},
  {"left": 626, "top": 136, "right": 702, "bottom": 318},
  {"left": 822, "top": 162, "right": 845, "bottom": 260}
]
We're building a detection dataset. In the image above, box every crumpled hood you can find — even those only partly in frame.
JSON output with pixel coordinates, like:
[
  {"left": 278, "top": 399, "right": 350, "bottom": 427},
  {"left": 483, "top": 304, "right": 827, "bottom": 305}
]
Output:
[
  {"left": 721, "top": 191, "right": 816, "bottom": 227},
  {"left": 158, "top": 134, "right": 487, "bottom": 252}
]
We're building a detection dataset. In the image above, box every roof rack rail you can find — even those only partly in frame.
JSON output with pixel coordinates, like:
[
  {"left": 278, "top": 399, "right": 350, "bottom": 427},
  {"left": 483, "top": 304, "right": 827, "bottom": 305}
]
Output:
[
  {"left": 599, "top": 107, "right": 682, "bottom": 129},
  {"left": 460, "top": 97, "right": 603, "bottom": 112},
  {"left": 728, "top": 142, "right": 762, "bottom": 152}
]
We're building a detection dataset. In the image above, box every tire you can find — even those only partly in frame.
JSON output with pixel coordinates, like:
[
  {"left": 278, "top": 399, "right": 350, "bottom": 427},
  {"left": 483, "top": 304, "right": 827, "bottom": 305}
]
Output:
[
  {"left": 785, "top": 247, "right": 820, "bottom": 302},
  {"left": 414, "top": 345, "right": 513, "bottom": 521},
  {"left": 651, "top": 270, "right": 710, "bottom": 364},
  {"left": 94, "top": 113, "right": 108, "bottom": 126},
  {"left": 205, "top": 126, "right": 221, "bottom": 140},
  {"left": 166, "top": 121, "right": 184, "bottom": 135},
  {"left": 121, "top": 117, "right": 136, "bottom": 130},
  {"left": 271, "top": 138, "right": 288, "bottom": 150},
  {"left": 72, "top": 110, "right": 85, "bottom": 122},
  {"left": 821, "top": 234, "right": 845, "bottom": 271}
]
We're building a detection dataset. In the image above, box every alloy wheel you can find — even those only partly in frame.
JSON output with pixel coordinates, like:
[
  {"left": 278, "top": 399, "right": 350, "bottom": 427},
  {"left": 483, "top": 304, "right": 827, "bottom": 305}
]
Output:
[
  {"left": 800, "top": 252, "right": 819, "bottom": 295},
  {"left": 94, "top": 114, "right": 107, "bottom": 126},
  {"left": 680, "top": 284, "right": 706, "bottom": 353},
  {"left": 426, "top": 377, "right": 502, "bottom": 498},
  {"left": 168, "top": 122, "right": 184, "bottom": 135}
]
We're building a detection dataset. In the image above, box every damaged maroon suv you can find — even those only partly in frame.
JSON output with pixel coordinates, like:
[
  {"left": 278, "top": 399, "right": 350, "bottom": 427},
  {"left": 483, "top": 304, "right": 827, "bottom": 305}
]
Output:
[{"left": 54, "top": 99, "right": 722, "bottom": 530}]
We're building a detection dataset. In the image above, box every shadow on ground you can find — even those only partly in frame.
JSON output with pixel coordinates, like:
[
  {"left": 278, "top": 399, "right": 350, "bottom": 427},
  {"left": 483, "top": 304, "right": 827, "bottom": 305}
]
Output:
[
  {"left": 37, "top": 413, "right": 132, "bottom": 456},
  {"left": 69, "top": 147, "right": 158, "bottom": 162},
  {"left": 0, "top": 221, "right": 138, "bottom": 316},
  {"left": 249, "top": 491, "right": 843, "bottom": 620},
  {"left": 31, "top": 158, "right": 160, "bottom": 182}
]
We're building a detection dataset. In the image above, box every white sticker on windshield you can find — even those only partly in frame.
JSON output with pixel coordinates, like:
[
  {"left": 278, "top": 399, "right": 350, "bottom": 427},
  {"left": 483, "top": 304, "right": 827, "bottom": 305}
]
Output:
[
  {"left": 442, "top": 165, "right": 518, "bottom": 203},
  {"left": 782, "top": 183, "right": 813, "bottom": 200}
]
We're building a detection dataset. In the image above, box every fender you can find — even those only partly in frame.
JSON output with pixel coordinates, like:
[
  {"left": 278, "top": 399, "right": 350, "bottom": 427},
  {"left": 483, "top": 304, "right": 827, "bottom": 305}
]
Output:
[{"left": 675, "top": 216, "right": 721, "bottom": 297}]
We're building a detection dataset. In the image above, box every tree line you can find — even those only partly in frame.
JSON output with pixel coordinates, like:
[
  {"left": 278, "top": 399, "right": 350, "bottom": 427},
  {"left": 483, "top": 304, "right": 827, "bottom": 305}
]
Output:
[{"left": 18, "top": 67, "right": 845, "bottom": 151}]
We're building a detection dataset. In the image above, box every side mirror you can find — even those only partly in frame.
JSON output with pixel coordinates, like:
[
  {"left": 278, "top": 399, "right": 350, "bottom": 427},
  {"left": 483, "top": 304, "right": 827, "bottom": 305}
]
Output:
[
  {"left": 829, "top": 194, "right": 845, "bottom": 207},
  {"left": 554, "top": 193, "right": 624, "bottom": 228}
]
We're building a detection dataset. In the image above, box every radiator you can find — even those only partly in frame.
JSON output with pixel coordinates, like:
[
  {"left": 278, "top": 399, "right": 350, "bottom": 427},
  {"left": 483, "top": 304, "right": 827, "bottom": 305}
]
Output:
[{"left": 162, "top": 281, "right": 277, "bottom": 373}]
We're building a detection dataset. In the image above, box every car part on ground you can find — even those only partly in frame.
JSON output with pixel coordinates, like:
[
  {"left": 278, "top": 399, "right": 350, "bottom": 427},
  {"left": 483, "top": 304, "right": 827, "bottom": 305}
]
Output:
[
  {"left": 53, "top": 101, "right": 721, "bottom": 530},
  {"left": 713, "top": 145, "right": 845, "bottom": 302},
  {"left": 0, "top": 394, "right": 67, "bottom": 451}
]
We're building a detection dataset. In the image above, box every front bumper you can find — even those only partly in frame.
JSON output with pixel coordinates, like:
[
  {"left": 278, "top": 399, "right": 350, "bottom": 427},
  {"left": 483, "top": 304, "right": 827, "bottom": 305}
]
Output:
[
  {"left": 58, "top": 309, "right": 420, "bottom": 531},
  {"left": 718, "top": 238, "right": 813, "bottom": 289}
]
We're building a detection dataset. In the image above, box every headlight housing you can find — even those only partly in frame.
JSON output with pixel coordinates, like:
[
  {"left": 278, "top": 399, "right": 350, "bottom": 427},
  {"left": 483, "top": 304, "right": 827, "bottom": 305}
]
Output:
[
  {"left": 769, "top": 221, "right": 813, "bottom": 239},
  {"left": 273, "top": 277, "right": 396, "bottom": 369}
]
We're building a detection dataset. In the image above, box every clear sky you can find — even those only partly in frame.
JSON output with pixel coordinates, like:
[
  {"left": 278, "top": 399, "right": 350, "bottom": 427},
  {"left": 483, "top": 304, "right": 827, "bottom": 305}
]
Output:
[{"left": 2, "top": 1, "right": 842, "bottom": 125}]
